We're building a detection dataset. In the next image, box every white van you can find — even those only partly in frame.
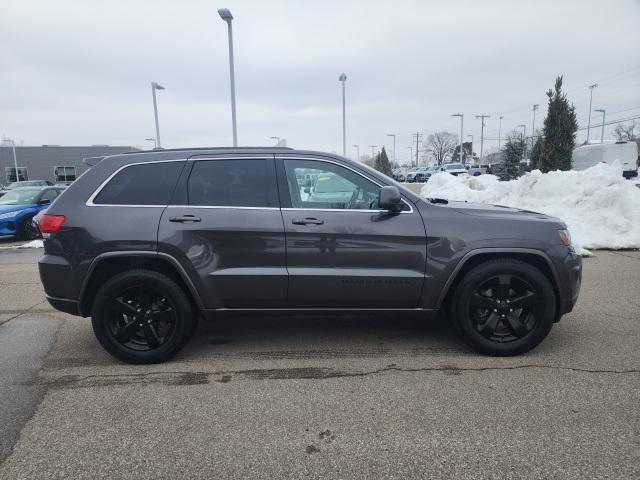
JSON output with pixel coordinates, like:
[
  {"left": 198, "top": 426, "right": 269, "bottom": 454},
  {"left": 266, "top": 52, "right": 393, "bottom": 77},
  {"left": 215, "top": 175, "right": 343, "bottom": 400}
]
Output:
[{"left": 572, "top": 141, "right": 639, "bottom": 179}]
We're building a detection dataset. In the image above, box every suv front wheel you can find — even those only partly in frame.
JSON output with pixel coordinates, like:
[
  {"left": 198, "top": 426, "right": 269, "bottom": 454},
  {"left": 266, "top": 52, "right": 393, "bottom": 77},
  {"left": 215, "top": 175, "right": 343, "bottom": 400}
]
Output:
[
  {"left": 451, "top": 259, "right": 556, "bottom": 356},
  {"left": 91, "top": 270, "right": 194, "bottom": 364}
]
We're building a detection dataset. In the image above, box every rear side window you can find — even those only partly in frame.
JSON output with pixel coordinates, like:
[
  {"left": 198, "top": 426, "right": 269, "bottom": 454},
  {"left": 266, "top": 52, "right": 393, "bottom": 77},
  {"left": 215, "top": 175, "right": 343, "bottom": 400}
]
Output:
[
  {"left": 188, "top": 159, "right": 277, "bottom": 207},
  {"left": 93, "top": 162, "right": 184, "bottom": 205}
]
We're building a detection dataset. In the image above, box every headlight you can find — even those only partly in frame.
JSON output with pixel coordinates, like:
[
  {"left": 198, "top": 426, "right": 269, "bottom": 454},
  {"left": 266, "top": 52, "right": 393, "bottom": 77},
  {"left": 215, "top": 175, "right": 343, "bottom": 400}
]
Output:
[
  {"left": 558, "top": 229, "right": 572, "bottom": 246},
  {"left": 0, "top": 210, "right": 20, "bottom": 220}
]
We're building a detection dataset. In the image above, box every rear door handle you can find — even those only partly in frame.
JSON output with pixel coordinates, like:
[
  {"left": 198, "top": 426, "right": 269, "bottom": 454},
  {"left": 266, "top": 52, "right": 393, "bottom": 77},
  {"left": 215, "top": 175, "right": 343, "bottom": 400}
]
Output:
[
  {"left": 292, "top": 217, "right": 324, "bottom": 225},
  {"left": 169, "top": 215, "right": 201, "bottom": 223}
]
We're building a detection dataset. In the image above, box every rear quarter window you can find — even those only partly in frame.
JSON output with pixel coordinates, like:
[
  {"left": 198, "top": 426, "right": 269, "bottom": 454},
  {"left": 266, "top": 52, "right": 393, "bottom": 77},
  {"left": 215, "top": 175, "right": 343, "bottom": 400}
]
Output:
[{"left": 93, "top": 161, "right": 184, "bottom": 205}]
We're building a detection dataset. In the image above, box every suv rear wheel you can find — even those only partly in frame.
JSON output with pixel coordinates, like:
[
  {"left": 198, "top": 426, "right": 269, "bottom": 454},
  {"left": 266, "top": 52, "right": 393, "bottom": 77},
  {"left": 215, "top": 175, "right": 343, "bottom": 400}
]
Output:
[
  {"left": 91, "top": 270, "right": 194, "bottom": 364},
  {"left": 451, "top": 259, "right": 556, "bottom": 355}
]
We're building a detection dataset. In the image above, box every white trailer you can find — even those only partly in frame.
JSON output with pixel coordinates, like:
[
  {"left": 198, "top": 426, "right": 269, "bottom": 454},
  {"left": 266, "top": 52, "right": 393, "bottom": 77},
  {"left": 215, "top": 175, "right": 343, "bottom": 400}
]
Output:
[{"left": 572, "top": 141, "right": 639, "bottom": 178}]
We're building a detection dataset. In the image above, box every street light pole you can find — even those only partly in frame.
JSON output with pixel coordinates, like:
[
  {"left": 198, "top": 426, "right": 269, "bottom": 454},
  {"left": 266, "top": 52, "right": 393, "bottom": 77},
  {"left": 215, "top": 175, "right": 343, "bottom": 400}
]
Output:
[
  {"left": 5, "top": 139, "right": 19, "bottom": 182},
  {"left": 498, "top": 115, "right": 504, "bottom": 151},
  {"left": 451, "top": 114, "right": 464, "bottom": 164},
  {"left": 386, "top": 134, "right": 396, "bottom": 164},
  {"left": 270, "top": 136, "right": 280, "bottom": 145},
  {"left": 594, "top": 109, "right": 606, "bottom": 143},
  {"left": 408, "top": 146, "right": 413, "bottom": 164},
  {"left": 339, "top": 73, "right": 347, "bottom": 156},
  {"left": 517, "top": 124, "right": 527, "bottom": 160},
  {"left": 475, "top": 114, "right": 490, "bottom": 162},
  {"left": 532, "top": 104, "right": 539, "bottom": 151},
  {"left": 412, "top": 132, "right": 422, "bottom": 167},
  {"left": 218, "top": 8, "right": 238, "bottom": 147},
  {"left": 586, "top": 83, "right": 598, "bottom": 143},
  {"left": 150, "top": 82, "right": 165, "bottom": 148},
  {"left": 145, "top": 137, "right": 157, "bottom": 149},
  {"left": 352, "top": 144, "right": 360, "bottom": 162}
]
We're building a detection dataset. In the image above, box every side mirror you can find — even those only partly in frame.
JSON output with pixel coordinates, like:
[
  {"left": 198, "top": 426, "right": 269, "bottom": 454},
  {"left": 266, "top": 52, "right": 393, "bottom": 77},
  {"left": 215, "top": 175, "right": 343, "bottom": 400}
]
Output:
[{"left": 378, "top": 186, "right": 403, "bottom": 212}]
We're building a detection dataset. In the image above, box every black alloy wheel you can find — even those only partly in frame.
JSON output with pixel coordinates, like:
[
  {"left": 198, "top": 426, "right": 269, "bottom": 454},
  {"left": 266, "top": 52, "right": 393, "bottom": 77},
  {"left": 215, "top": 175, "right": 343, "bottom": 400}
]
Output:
[
  {"left": 452, "top": 259, "right": 556, "bottom": 356},
  {"left": 91, "top": 270, "right": 194, "bottom": 364}
]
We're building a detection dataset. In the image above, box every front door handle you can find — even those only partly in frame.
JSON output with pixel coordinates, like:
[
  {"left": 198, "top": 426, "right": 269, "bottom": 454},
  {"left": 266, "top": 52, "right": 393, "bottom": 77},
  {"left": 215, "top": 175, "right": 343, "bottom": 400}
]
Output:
[
  {"left": 292, "top": 217, "right": 324, "bottom": 225},
  {"left": 169, "top": 215, "right": 201, "bottom": 223}
]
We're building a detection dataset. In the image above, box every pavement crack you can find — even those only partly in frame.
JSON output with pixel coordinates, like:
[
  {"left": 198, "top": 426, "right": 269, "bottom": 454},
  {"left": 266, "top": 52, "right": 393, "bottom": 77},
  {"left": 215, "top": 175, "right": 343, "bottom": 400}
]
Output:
[{"left": 0, "top": 300, "right": 49, "bottom": 326}]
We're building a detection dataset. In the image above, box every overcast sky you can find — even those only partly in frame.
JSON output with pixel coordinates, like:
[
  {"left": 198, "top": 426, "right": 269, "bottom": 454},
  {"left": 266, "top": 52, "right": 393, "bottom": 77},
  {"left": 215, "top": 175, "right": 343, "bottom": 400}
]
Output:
[{"left": 2, "top": 0, "right": 639, "bottom": 162}]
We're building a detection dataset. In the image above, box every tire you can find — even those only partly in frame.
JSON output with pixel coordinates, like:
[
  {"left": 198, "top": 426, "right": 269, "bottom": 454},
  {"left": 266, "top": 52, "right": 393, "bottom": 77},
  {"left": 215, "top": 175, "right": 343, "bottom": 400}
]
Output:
[
  {"left": 91, "top": 270, "right": 194, "bottom": 364},
  {"left": 451, "top": 259, "right": 556, "bottom": 356},
  {"left": 19, "top": 216, "right": 39, "bottom": 240}
]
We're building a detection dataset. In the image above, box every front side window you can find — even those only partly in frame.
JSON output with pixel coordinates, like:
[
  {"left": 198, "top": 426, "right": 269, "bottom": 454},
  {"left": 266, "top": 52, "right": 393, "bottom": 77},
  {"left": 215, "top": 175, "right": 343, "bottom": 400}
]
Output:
[
  {"left": 54, "top": 166, "right": 76, "bottom": 183},
  {"left": 284, "top": 159, "right": 381, "bottom": 210},
  {"left": 93, "top": 161, "right": 184, "bottom": 205},
  {"left": 187, "top": 159, "right": 277, "bottom": 207}
]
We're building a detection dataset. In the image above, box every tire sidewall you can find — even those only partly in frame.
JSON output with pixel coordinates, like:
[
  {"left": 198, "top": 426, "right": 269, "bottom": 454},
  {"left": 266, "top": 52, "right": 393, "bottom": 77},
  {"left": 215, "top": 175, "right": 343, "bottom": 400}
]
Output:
[
  {"left": 452, "top": 260, "right": 556, "bottom": 355},
  {"left": 91, "top": 270, "right": 193, "bottom": 364}
]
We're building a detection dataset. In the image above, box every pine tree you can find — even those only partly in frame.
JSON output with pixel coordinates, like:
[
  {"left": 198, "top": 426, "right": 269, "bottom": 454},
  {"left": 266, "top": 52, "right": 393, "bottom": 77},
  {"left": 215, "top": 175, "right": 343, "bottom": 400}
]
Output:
[
  {"left": 530, "top": 136, "right": 542, "bottom": 170},
  {"left": 496, "top": 133, "right": 525, "bottom": 181},
  {"left": 538, "top": 76, "right": 578, "bottom": 172},
  {"left": 374, "top": 146, "right": 393, "bottom": 177}
]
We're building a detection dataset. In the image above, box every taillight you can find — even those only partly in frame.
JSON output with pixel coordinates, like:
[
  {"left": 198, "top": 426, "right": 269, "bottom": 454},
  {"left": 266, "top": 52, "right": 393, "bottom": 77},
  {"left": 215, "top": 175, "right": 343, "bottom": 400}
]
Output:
[{"left": 39, "top": 214, "right": 65, "bottom": 234}]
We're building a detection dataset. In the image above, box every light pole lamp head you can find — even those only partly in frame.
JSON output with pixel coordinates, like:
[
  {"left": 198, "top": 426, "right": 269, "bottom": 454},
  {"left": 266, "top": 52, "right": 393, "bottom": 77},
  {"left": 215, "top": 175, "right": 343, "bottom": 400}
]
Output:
[
  {"left": 152, "top": 82, "right": 165, "bottom": 90},
  {"left": 594, "top": 108, "right": 605, "bottom": 113},
  {"left": 533, "top": 104, "right": 539, "bottom": 110},
  {"left": 218, "top": 8, "right": 233, "bottom": 22},
  {"left": 451, "top": 113, "right": 462, "bottom": 118},
  {"left": 338, "top": 73, "right": 347, "bottom": 82}
]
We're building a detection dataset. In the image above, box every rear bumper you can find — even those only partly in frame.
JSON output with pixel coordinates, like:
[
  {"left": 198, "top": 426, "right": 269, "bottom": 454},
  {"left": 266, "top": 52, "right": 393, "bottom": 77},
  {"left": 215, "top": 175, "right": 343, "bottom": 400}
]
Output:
[{"left": 45, "top": 295, "right": 81, "bottom": 316}]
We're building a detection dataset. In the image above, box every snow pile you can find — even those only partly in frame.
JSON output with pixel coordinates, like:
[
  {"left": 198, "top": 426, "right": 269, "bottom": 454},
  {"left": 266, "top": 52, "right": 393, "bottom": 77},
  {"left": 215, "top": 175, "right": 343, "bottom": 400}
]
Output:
[
  {"left": 420, "top": 162, "right": 640, "bottom": 255},
  {"left": 0, "top": 239, "right": 43, "bottom": 250}
]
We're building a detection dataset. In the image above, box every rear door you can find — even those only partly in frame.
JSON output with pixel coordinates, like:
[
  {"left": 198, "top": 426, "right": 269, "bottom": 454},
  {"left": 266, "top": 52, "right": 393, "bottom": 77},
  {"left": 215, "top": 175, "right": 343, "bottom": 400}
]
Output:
[
  {"left": 157, "top": 155, "right": 287, "bottom": 309},
  {"left": 277, "top": 156, "right": 427, "bottom": 308}
]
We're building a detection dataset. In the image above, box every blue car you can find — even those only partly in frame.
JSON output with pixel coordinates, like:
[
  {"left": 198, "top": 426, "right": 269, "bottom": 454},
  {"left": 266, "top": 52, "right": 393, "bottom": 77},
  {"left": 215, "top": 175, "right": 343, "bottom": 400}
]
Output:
[{"left": 0, "top": 187, "right": 65, "bottom": 239}]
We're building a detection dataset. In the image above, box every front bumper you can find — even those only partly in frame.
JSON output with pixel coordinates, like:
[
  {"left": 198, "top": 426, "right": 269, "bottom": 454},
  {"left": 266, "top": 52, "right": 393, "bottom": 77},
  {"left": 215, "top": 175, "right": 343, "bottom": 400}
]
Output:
[
  {"left": 45, "top": 295, "right": 81, "bottom": 316},
  {"left": 0, "top": 219, "right": 18, "bottom": 235},
  {"left": 547, "top": 245, "right": 582, "bottom": 317}
]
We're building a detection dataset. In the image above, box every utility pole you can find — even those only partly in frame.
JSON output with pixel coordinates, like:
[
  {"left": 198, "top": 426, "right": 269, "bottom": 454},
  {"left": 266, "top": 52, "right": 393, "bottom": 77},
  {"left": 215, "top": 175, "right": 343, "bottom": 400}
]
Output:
[
  {"left": 408, "top": 146, "right": 413, "bottom": 165},
  {"left": 498, "top": 115, "right": 504, "bottom": 151},
  {"left": 218, "top": 8, "right": 238, "bottom": 147},
  {"left": 531, "top": 104, "right": 539, "bottom": 152},
  {"left": 475, "top": 115, "right": 490, "bottom": 162},
  {"left": 586, "top": 83, "right": 598, "bottom": 143},
  {"left": 412, "top": 132, "right": 422, "bottom": 167},
  {"left": 150, "top": 82, "right": 165, "bottom": 148}
]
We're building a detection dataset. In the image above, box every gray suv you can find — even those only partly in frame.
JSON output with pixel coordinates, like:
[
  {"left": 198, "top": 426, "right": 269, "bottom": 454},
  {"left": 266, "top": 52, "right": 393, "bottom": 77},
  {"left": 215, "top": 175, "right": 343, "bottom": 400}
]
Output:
[{"left": 38, "top": 148, "right": 582, "bottom": 363}]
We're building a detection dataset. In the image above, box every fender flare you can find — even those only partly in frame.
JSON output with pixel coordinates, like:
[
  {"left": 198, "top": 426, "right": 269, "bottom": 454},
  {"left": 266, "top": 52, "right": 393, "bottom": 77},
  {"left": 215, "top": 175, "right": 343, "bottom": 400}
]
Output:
[
  {"left": 78, "top": 251, "right": 205, "bottom": 314},
  {"left": 435, "top": 247, "right": 560, "bottom": 309}
]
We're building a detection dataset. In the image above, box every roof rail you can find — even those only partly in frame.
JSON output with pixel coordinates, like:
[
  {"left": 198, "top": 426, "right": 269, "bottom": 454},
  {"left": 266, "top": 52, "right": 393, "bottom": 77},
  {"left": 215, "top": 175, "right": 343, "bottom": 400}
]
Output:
[{"left": 83, "top": 156, "right": 106, "bottom": 166}]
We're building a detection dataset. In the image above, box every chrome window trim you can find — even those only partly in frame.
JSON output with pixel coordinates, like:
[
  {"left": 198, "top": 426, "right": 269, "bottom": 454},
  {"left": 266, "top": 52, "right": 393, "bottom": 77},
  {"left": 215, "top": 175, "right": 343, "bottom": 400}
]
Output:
[
  {"left": 166, "top": 205, "right": 280, "bottom": 211},
  {"left": 86, "top": 159, "right": 186, "bottom": 207},
  {"left": 278, "top": 156, "right": 414, "bottom": 214}
]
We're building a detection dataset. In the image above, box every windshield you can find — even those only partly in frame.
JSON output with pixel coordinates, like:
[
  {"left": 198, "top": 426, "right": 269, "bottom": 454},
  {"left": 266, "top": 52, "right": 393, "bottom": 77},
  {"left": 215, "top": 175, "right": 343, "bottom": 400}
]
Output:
[
  {"left": 0, "top": 189, "right": 40, "bottom": 205},
  {"left": 8, "top": 181, "right": 39, "bottom": 188},
  {"left": 314, "top": 174, "right": 355, "bottom": 193}
]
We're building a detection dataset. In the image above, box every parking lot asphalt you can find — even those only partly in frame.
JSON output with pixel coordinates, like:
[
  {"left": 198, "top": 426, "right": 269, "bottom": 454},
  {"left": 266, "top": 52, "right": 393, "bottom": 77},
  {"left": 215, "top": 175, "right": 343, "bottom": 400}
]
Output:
[{"left": 0, "top": 248, "right": 638, "bottom": 479}]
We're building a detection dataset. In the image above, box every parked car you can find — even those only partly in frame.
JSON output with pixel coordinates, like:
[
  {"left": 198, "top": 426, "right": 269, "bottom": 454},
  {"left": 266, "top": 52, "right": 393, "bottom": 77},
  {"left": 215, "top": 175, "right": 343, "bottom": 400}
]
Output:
[
  {"left": 572, "top": 141, "right": 639, "bottom": 179},
  {"left": 405, "top": 168, "right": 419, "bottom": 182},
  {"left": 38, "top": 147, "right": 582, "bottom": 364},
  {"left": 440, "top": 163, "right": 468, "bottom": 176},
  {"left": 0, "top": 186, "right": 64, "bottom": 239},
  {"left": 392, "top": 169, "right": 405, "bottom": 182},
  {"left": 0, "top": 180, "right": 54, "bottom": 198},
  {"left": 468, "top": 164, "right": 493, "bottom": 176}
]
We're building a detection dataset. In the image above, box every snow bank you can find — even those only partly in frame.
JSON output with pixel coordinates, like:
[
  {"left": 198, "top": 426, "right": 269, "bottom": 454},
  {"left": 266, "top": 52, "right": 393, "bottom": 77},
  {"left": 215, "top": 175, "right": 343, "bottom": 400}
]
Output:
[
  {"left": 0, "top": 239, "right": 43, "bottom": 250},
  {"left": 420, "top": 162, "right": 640, "bottom": 255}
]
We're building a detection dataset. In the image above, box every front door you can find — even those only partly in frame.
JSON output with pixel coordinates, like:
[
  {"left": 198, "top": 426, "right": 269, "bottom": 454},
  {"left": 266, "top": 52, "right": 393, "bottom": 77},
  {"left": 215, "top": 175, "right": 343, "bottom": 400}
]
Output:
[
  {"left": 278, "top": 157, "right": 427, "bottom": 308},
  {"left": 158, "top": 156, "right": 287, "bottom": 309}
]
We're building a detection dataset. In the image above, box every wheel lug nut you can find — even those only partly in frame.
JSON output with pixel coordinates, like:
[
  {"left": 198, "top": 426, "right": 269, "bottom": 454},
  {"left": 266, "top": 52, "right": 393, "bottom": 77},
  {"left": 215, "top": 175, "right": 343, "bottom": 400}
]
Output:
[
  {"left": 509, "top": 308, "right": 513, "bottom": 312},
  {"left": 493, "top": 309, "right": 497, "bottom": 312}
]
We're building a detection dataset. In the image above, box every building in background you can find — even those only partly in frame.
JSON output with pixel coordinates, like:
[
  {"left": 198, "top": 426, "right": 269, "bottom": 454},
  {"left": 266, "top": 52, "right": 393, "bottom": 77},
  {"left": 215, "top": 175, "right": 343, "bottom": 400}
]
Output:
[{"left": 0, "top": 145, "right": 136, "bottom": 186}]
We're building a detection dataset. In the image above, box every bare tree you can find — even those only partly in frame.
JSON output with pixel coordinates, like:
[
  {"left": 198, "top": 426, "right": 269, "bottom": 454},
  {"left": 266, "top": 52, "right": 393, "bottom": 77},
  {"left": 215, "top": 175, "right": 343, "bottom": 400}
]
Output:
[
  {"left": 613, "top": 121, "right": 639, "bottom": 141},
  {"left": 424, "top": 131, "right": 458, "bottom": 166}
]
